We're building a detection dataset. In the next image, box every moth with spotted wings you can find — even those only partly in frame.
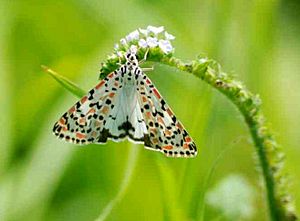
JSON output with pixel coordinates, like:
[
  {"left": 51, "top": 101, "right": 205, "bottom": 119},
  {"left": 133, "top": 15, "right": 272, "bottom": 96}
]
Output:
[{"left": 53, "top": 49, "right": 197, "bottom": 157}]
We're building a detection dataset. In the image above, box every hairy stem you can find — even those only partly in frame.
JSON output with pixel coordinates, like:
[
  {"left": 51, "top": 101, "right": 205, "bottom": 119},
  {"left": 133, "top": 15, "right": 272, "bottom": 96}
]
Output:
[
  {"left": 100, "top": 49, "right": 297, "bottom": 221},
  {"left": 162, "top": 56, "right": 296, "bottom": 221}
]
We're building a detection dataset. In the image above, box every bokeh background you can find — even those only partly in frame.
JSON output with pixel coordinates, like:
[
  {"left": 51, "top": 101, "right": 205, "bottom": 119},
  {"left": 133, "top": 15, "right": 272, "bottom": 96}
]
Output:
[{"left": 1, "top": 0, "right": 299, "bottom": 220}]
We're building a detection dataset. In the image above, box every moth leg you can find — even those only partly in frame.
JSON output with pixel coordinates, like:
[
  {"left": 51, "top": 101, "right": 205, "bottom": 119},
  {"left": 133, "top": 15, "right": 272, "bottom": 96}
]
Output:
[
  {"left": 141, "top": 67, "right": 154, "bottom": 72},
  {"left": 116, "top": 56, "right": 123, "bottom": 66},
  {"left": 139, "top": 48, "right": 150, "bottom": 64}
]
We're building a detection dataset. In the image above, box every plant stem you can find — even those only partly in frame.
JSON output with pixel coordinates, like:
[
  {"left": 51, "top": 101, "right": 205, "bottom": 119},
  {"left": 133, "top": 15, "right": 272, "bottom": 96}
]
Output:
[
  {"left": 158, "top": 56, "right": 297, "bottom": 221},
  {"left": 100, "top": 50, "right": 297, "bottom": 220},
  {"left": 95, "top": 144, "right": 140, "bottom": 221},
  {"left": 197, "top": 137, "right": 244, "bottom": 221}
]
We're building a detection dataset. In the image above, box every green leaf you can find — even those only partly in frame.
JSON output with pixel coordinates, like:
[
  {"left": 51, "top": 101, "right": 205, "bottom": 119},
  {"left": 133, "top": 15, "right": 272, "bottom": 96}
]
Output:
[{"left": 41, "top": 65, "right": 86, "bottom": 98}]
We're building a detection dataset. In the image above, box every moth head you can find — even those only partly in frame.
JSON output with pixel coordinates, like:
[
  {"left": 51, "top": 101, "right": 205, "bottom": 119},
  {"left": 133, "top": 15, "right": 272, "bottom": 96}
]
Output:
[{"left": 125, "top": 51, "right": 138, "bottom": 66}]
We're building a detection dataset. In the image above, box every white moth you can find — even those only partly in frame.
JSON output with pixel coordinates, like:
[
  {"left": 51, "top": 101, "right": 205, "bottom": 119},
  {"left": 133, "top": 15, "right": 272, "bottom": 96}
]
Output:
[{"left": 53, "top": 49, "right": 197, "bottom": 157}]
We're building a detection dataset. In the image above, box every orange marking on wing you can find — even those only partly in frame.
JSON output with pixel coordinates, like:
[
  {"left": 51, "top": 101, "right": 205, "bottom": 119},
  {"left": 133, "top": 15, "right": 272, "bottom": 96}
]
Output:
[
  {"left": 183, "top": 143, "right": 189, "bottom": 149},
  {"left": 114, "top": 82, "right": 119, "bottom": 87},
  {"left": 76, "top": 133, "right": 86, "bottom": 139},
  {"left": 80, "top": 96, "right": 88, "bottom": 104},
  {"left": 95, "top": 120, "right": 101, "bottom": 127},
  {"left": 108, "top": 72, "right": 114, "bottom": 78},
  {"left": 109, "top": 92, "right": 115, "bottom": 98},
  {"left": 102, "top": 106, "right": 109, "bottom": 114},
  {"left": 142, "top": 96, "right": 147, "bottom": 103},
  {"left": 87, "top": 108, "right": 95, "bottom": 115},
  {"left": 176, "top": 122, "right": 183, "bottom": 130},
  {"left": 146, "top": 112, "right": 151, "bottom": 119},
  {"left": 59, "top": 118, "right": 66, "bottom": 125},
  {"left": 146, "top": 78, "right": 151, "bottom": 85},
  {"left": 153, "top": 88, "right": 161, "bottom": 99},
  {"left": 165, "top": 130, "right": 171, "bottom": 136},
  {"left": 150, "top": 128, "right": 157, "bottom": 133},
  {"left": 62, "top": 127, "right": 68, "bottom": 132},
  {"left": 185, "top": 137, "right": 192, "bottom": 143},
  {"left": 158, "top": 117, "right": 164, "bottom": 125},
  {"left": 163, "top": 145, "right": 173, "bottom": 150},
  {"left": 166, "top": 108, "right": 173, "bottom": 116},
  {"left": 68, "top": 106, "right": 75, "bottom": 114},
  {"left": 152, "top": 138, "right": 158, "bottom": 144},
  {"left": 79, "top": 118, "right": 86, "bottom": 125},
  {"left": 96, "top": 81, "right": 105, "bottom": 89},
  {"left": 91, "top": 131, "right": 97, "bottom": 138}
]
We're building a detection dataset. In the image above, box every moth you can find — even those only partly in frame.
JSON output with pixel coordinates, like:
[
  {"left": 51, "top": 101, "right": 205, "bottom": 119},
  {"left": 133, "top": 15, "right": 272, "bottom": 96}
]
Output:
[{"left": 53, "top": 49, "right": 197, "bottom": 157}]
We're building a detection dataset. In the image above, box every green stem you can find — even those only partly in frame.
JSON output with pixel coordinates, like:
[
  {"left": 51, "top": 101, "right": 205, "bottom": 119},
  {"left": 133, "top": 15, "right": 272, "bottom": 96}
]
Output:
[
  {"left": 161, "top": 56, "right": 296, "bottom": 221},
  {"left": 95, "top": 144, "right": 140, "bottom": 221},
  {"left": 197, "top": 137, "right": 245, "bottom": 221},
  {"left": 100, "top": 50, "right": 297, "bottom": 221}
]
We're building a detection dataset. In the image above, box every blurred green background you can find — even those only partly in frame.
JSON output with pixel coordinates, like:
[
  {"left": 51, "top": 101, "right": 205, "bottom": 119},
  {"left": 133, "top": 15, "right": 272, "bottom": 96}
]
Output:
[{"left": 1, "top": 0, "right": 299, "bottom": 220}]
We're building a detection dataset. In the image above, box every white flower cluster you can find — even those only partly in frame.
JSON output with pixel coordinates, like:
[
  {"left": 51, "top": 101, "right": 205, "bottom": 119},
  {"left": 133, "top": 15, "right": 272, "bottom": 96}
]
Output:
[{"left": 114, "top": 25, "right": 175, "bottom": 54}]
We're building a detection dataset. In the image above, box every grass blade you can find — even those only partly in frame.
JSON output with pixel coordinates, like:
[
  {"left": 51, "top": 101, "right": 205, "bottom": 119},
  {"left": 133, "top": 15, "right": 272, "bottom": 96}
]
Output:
[
  {"left": 196, "top": 136, "right": 246, "bottom": 221},
  {"left": 95, "top": 144, "right": 140, "bottom": 221},
  {"left": 41, "top": 65, "right": 85, "bottom": 98}
]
